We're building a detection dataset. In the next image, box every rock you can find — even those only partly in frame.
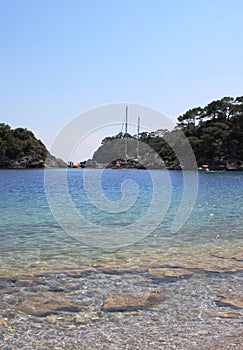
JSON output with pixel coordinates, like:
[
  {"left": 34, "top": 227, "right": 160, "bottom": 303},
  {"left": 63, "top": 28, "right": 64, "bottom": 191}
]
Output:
[
  {"left": 73, "top": 315, "right": 86, "bottom": 324},
  {"left": 225, "top": 162, "right": 243, "bottom": 171},
  {"left": 17, "top": 291, "right": 82, "bottom": 316},
  {"left": 148, "top": 268, "right": 192, "bottom": 284},
  {"left": 45, "top": 340, "right": 58, "bottom": 346},
  {"left": 148, "top": 268, "right": 193, "bottom": 278},
  {"left": 207, "top": 310, "right": 242, "bottom": 318},
  {"left": 46, "top": 315, "right": 57, "bottom": 324},
  {"left": 216, "top": 294, "right": 243, "bottom": 309},
  {"left": 0, "top": 154, "right": 67, "bottom": 169},
  {"left": 91, "top": 138, "right": 168, "bottom": 170},
  {"left": 103, "top": 290, "right": 165, "bottom": 312},
  {"left": 225, "top": 295, "right": 243, "bottom": 309},
  {"left": 0, "top": 287, "right": 19, "bottom": 295},
  {"left": 9, "top": 328, "right": 16, "bottom": 333},
  {"left": 85, "top": 159, "right": 98, "bottom": 168},
  {"left": 45, "top": 153, "right": 67, "bottom": 168},
  {"left": 89, "top": 313, "right": 102, "bottom": 321},
  {"left": 108, "top": 312, "right": 124, "bottom": 323},
  {"left": 2, "top": 294, "right": 18, "bottom": 304},
  {"left": 15, "top": 279, "right": 33, "bottom": 287},
  {"left": 0, "top": 317, "right": 8, "bottom": 327}
]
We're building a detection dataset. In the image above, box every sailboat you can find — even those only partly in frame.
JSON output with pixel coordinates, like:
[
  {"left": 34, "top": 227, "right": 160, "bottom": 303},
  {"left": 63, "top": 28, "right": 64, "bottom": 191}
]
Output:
[{"left": 112, "top": 106, "right": 144, "bottom": 169}]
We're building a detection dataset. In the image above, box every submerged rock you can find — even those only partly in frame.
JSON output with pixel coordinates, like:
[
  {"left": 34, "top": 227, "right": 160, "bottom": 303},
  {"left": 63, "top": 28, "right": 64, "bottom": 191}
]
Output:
[
  {"left": 103, "top": 290, "right": 165, "bottom": 312},
  {"left": 216, "top": 294, "right": 243, "bottom": 309},
  {"left": 17, "top": 291, "right": 82, "bottom": 317},
  {"left": 206, "top": 310, "right": 243, "bottom": 318},
  {"left": 148, "top": 268, "right": 193, "bottom": 278}
]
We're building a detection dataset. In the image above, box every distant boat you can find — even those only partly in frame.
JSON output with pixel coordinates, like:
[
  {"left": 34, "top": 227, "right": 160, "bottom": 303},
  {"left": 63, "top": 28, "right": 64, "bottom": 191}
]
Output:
[
  {"left": 68, "top": 161, "right": 86, "bottom": 168},
  {"left": 110, "top": 106, "right": 143, "bottom": 169},
  {"left": 198, "top": 164, "right": 209, "bottom": 172}
]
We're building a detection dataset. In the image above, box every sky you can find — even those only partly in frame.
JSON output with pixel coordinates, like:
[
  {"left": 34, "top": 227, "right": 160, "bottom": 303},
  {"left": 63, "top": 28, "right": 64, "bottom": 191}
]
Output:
[{"left": 0, "top": 0, "right": 242, "bottom": 161}]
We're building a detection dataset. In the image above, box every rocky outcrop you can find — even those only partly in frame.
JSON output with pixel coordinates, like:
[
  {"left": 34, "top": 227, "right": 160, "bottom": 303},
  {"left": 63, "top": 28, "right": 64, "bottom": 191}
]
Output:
[
  {"left": 45, "top": 153, "right": 67, "bottom": 168},
  {"left": 91, "top": 140, "right": 243, "bottom": 170},
  {"left": 0, "top": 154, "right": 67, "bottom": 169},
  {"left": 89, "top": 137, "right": 180, "bottom": 169},
  {"left": 0, "top": 156, "right": 45, "bottom": 169},
  {"left": 0, "top": 123, "right": 67, "bottom": 168},
  {"left": 198, "top": 157, "right": 243, "bottom": 171}
]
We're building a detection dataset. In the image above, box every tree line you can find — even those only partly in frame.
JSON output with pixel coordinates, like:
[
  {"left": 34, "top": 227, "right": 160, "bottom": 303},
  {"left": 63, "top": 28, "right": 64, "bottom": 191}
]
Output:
[
  {"left": 100, "top": 96, "right": 243, "bottom": 169},
  {"left": 0, "top": 123, "right": 48, "bottom": 162},
  {"left": 1, "top": 95, "right": 242, "bottom": 169}
]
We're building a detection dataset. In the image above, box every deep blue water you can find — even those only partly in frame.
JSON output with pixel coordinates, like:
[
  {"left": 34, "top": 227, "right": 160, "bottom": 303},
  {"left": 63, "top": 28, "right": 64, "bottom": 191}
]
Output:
[{"left": 0, "top": 169, "right": 242, "bottom": 274}]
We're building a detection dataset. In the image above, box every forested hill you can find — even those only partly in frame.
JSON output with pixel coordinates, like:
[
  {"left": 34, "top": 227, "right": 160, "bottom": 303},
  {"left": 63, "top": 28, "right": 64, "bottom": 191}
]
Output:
[
  {"left": 176, "top": 96, "right": 243, "bottom": 169},
  {"left": 0, "top": 123, "right": 66, "bottom": 168},
  {"left": 1, "top": 96, "right": 242, "bottom": 170},
  {"left": 92, "top": 96, "right": 243, "bottom": 170}
]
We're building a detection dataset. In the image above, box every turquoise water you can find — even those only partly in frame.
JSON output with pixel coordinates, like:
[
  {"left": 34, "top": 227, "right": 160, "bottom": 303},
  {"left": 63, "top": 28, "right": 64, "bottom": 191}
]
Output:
[
  {"left": 0, "top": 169, "right": 242, "bottom": 274},
  {"left": 0, "top": 169, "right": 242, "bottom": 349}
]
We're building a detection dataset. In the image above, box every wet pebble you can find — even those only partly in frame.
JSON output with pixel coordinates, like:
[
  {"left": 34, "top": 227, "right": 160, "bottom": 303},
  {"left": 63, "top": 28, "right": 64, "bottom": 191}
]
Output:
[
  {"left": 73, "top": 315, "right": 86, "bottom": 324},
  {"left": 108, "top": 312, "right": 124, "bottom": 323},
  {"left": 46, "top": 315, "right": 57, "bottom": 324},
  {"left": 0, "top": 317, "right": 8, "bottom": 327}
]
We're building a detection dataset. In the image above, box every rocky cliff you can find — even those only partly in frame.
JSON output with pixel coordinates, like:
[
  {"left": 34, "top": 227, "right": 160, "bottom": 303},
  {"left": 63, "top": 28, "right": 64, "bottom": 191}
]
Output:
[{"left": 0, "top": 123, "right": 67, "bottom": 168}]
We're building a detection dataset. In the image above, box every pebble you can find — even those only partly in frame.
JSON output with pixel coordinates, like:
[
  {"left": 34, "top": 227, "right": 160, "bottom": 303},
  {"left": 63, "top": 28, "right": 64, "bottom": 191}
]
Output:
[
  {"left": 108, "top": 312, "right": 124, "bottom": 323},
  {"left": 73, "top": 315, "right": 86, "bottom": 324},
  {"left": 0, "top": 317, "right": 8, "bottom": 327},
  {"left": 46, "top": 315, "right": 57, "bottom": 324}
]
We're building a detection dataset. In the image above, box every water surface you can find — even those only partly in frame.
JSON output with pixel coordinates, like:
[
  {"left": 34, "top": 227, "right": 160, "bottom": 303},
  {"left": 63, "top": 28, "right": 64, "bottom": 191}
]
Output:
[{"left": 0, "top": 169, "right": 242, "bottom": 349}]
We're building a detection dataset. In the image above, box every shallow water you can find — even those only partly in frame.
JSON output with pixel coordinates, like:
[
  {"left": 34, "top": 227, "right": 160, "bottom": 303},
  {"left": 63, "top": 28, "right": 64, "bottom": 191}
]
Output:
[
  {"left": 0, "top": 169, "right": 242, "bottom": 349},
  {"left": 0, "top": 169, "right": 242, "bottom": 271}
]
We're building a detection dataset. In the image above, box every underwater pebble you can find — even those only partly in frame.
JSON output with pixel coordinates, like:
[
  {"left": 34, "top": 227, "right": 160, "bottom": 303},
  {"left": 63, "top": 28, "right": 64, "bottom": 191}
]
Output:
[
  {"left": 46, "top": 315, "right": 57, "bottom": 324},
  {"left": 0, "top": 317, "right": 8, "bottom": 327},
  {"left": 73, "top": 315, "right": 86, "bottom": 324},
  {"left": 108, "top": 312, "right": 124, "bottom": 323}
]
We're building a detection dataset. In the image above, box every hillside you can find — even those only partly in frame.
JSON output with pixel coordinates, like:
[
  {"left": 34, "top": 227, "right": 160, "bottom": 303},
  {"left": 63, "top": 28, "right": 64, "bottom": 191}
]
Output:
[
  {"left": 0, "top": 123, "right": 66, "bottom": 168},
  {"left": 91, "top": 96, "right": 243, "bottom": 170}
]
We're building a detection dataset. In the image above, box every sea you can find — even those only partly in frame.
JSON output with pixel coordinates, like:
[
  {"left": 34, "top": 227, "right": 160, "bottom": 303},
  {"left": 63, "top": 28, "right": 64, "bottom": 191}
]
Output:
[{"left": 0, "top": 169, "right": 242, "bottom": 349}]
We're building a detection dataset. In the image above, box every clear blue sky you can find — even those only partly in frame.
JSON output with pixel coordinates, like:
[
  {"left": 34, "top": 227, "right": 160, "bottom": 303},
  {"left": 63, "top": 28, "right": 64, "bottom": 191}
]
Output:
[{"left": 0, "top": 0, "right": 242, "bottom": 160}]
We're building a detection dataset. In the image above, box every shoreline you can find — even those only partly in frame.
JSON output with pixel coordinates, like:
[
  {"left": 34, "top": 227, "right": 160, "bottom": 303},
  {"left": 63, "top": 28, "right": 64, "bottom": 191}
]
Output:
[{"left": 0, "top": 166, "right": 243, "bottom": 171}]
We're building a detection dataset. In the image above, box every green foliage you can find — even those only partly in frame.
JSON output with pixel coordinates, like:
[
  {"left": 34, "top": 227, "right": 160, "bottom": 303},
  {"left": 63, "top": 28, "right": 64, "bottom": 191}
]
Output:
[
  {"left": 93, "top": 96, "right": 243, "bottom": 168},
  {"left": 176, "top": 96, "right": 243, "bottom": 165},
  {"left": 0, "top": 123, "right": 48, "bottom": 162}
]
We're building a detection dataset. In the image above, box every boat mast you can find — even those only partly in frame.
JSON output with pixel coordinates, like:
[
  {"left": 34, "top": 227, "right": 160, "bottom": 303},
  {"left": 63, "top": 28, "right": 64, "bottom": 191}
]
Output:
[
  {"left": 137, "top": 116, "right": 140, "bottom": 159},
  {"left": 124, "top": 106, "right": 128, "bottom": 159}
]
